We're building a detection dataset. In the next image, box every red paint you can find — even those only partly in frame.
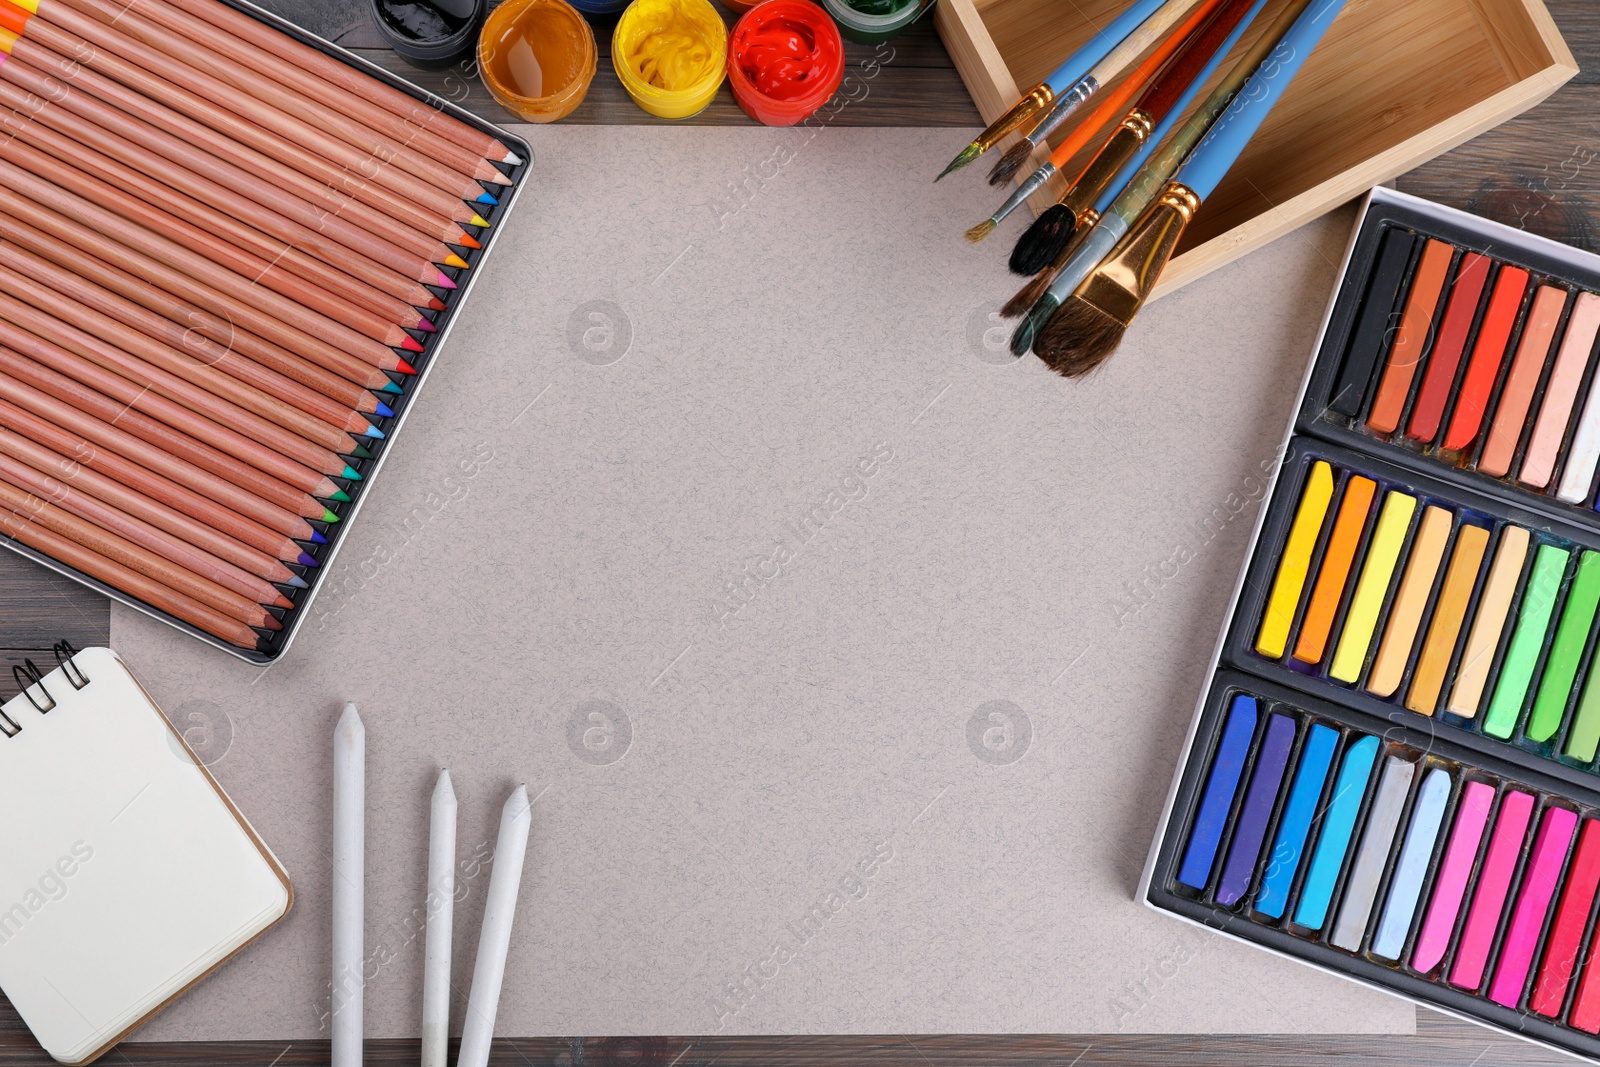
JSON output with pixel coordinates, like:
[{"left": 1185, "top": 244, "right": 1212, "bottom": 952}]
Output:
[
  {"left": 1443, "top": 264, "right": 1529, "bottom": 451},
  {"left": 727, "top": 0, "right": 843, "bottom": 126},
  {"left": 1407, "top": 252, "right": 1491, "bottom": 444},
  {"left": 1531, "top": 818, "right": 1600, "bottom": 1017}
]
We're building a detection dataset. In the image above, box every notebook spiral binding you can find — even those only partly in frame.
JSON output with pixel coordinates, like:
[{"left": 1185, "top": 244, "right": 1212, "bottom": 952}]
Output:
[{"left": 2, "top": 642, "right": 88, "bottom": 738}]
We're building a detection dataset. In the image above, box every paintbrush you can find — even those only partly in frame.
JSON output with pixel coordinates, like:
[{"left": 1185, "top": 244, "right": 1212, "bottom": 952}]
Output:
[
  {"left": 984, "top": 0, "right": 1227, "bottom": 188},
  {"left": 1006, "top": 0, "right": 1320, "bottom": 357},
  {"left": 934, "top": 0, "right": 1173, "bottom": 181},
  {"left": 1034, "top": 0, "right": 1351, "bottom": 377},
  {"left": 1005, "top": 0, "right": 1266, "bottom": 275}
]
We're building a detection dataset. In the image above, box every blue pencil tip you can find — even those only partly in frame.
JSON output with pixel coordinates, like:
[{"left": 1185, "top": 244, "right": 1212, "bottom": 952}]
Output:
[
  {"left": 477, "top": 191, "right": 498, "bottom": 205},
  {"left": 310, "top": 530, "right": 328, "bottom": 545},
  {"left": 376, "top": 401, "right": 394, "bottom": 417},
  {"left": 342, "top": 465, "right": 363, "bottom": 482},
  {"left": 381, "top": 381, "right": 404, "bottom": 394},
  {"left": 366, "top": 426, "right": 386, "bottom": 440}
]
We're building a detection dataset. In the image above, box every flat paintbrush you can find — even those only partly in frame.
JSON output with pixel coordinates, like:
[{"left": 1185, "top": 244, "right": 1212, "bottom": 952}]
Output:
[
  {"left": 934, "top": 0, "right": 1172, "bottom": 181},
  {"left": 1005, "top": 0, "right": 1266, "bottom": 277},
  {"left": 1034, "top": 0, "right": 1351, "bottom": 376},
  {"left": 984, "top": 0, "right": 1228, "bottom": 188},
  {"left": 1007, "top": 0, "right": 1320, "bottom": 357}
]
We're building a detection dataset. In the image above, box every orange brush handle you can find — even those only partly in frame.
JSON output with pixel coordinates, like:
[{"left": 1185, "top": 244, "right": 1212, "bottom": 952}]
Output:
[{"left": 1046, "top": 0, "right": 1225, "bottom": 170}]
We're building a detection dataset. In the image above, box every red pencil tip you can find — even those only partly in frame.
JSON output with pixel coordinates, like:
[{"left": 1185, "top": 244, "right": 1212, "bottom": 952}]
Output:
[
  {"left": 400, "top": 335, "right": 424, "bottom": 353},
  {"left": 427, "top": 296, "right": 447, "bottom": 311},
  {"left": 397, "top": 359, "right": 417, "bottom": 375}
]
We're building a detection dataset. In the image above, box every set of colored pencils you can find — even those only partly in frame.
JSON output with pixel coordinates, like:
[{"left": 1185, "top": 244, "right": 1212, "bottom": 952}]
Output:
[
  {"left": 0, "top": 0, "right": 518, "bottom": 651},
  {"left": 942, "top": 0, "right": 1348, "bottom": 378}
]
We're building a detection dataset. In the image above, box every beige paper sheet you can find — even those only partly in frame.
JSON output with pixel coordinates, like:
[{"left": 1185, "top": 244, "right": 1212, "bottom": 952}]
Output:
[{"left": 111, "top": 125, "right": 1413, "bottom": 1040}]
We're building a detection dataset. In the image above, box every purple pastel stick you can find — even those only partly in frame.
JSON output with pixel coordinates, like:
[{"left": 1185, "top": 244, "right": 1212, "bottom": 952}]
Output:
[{"left": 1217, "top": 713, "right": 1297, "bottom": 906}]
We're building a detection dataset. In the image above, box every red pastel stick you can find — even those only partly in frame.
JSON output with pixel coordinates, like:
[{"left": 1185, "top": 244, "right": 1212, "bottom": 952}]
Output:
[
  {"left": 1407, "top": 253, "right": 1492, "bottom": 444},
  {"left": 1531, "top": 818, "right": 1600, "bottom": 1017},
  {"left": 1444, "top": 265, "right": 1531, "bottom": 451}
]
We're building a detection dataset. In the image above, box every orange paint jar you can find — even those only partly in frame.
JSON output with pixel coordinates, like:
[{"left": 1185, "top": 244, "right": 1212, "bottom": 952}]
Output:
[
  {"left": 727, "top": 0, "right": 842, "bottom": 125},
  {"left": 478, "top": 0, "right": 598, "bottom": 123}
]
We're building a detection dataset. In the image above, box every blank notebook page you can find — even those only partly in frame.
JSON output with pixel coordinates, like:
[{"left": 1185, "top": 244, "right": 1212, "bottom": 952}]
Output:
[{"left": 0, "top": 647, "right": 289, "bottom": 1065}]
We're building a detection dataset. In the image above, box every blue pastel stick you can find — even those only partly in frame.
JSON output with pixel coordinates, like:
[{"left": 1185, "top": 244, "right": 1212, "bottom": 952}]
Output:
[
  {"left": 1370, "top": 767, "right": 1453, "bottom": 960},
  {"left": 1178, "top": 695, "right": 1259, "bottom": 889},
  {"left": 1254, "top": 723, "right": 1339, "bottom": 918},
  {"left": 1292, "top": 734, "right": 1380, "bottom": 930},
  {"left": 1043, "top": 0, "right": 1172, "bottom": 94},
  {"left": 1217, "top": 713, "right": 1297, "bottom": 906}
]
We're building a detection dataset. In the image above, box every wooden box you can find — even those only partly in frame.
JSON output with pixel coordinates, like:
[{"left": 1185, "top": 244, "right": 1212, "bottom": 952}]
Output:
[{"left": 934, "top": 0, "right": 1577, "bottom": 298}]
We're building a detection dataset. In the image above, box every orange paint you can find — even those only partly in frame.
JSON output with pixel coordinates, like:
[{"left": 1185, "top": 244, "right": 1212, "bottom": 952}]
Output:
[
  {"left": 477, "top": 0, "right": 596, "bottom": 123},
  {"left": 1292, "top": 474, "right": 1378, "bottom": 665}
]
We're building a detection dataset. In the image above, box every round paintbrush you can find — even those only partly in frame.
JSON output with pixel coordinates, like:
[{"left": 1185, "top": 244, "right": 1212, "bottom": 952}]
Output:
[
  {"left": 1002, "top": 0, "right": 1266, "bottom": 273},
  {"left": 984, "top": 0, "right": 1228, "bottom": 189},
  {"left": 934, "top": 0, "right": 1173, "bottom": 181},
  {"left": 1033, "top": 0, "right": 1352, "bottom": 377},
  {"left": 1007, "top": 0, "right": 1322, "bottom": 358}
]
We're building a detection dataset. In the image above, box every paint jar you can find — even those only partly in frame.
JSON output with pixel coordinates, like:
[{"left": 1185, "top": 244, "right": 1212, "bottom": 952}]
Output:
[
  {"left": 612, "top": 0, "right": 728, "bottom": 119},
  {"left": 568, "top": 0, "right": 631, "bottom": 19},
  {"left": 819, "top": 0, "right": 926, "bottom": 44},
  {"left": 478, "top": 0, "right": 598, "bottom": 123},
  {"left": 727, "top": 0, "right": 842, "bottom": 126},
  {"left": 368, "top": 0, "right": 485, "bottom": 69}
]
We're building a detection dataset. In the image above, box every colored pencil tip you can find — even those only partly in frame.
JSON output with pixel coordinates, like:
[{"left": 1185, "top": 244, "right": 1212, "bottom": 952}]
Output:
[
  {"left": 367, "top": 425, "right": 387, "bottom": 440},
  {"left": 502, "top": 149, "right": 523, "bottom": 165},
  {"left": 432, "top": 268, "right": 458, "bottom": 290},
  {"left": 381, "top": 381, "right": 404, "bottom": 394},
  {"left": 322, "top": 509, "right": 341, "bottom": 523},
  {"left": 349, "top": 441, "right": 374, "bottom": 459},
  {"left": 376, "top": 400, "right": 394, "bottom": 417},
  {"left": 471, "top": 212, "right": 492, "bottom": 227},
  {"left": 342, "top": 465, "right": 363, "bottom": 482},
  {"left": 286, "top": 574, "right": 309, "bottom": 589},
  {"left": 458, "top": 233, "right": 482, "bottom": 250},
  {"left": 476, "top": 191, "right": 499, "bottom": 205},
  {"left": 445, "top": 253, "right": 471, "bottom": 270},
  {"left": 400, "top": 335, "right": 425, "bottom": 353},
  {"left": 298, "top": 551, "right": 320, "bottom": 566},
  {"left": 936, "top": 143, "right": 981, "bottom": 182},
  {"left": 396, "top": 359, "right": 417, "bottom": 375},
  {"left": 427, "top": 296, "right": 448, "bottom": 311},
  {"left": 417, "top": 317, "right": 437, "bottom": 333},
  {"left": 310, "top": 529, "right": 328, "bottom": 544},
  {"left": 329, "top": 488, "right": 352, "bottom": 503}
]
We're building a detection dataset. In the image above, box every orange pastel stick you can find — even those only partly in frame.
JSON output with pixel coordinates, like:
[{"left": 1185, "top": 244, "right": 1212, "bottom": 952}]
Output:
[{"left": 1293, "top": 475, "right": 1378, "bottom": 664}]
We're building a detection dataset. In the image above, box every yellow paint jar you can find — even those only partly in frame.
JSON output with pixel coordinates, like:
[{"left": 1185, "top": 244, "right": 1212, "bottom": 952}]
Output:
[
  {"left": 612, "top": 0, "right": 727, "bottom": 119},
  {"left": 478, "top": 0, "right": 597, "bottom": 123}
]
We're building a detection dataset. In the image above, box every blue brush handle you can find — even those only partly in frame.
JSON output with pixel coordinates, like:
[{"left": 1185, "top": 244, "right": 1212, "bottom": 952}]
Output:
[
  {"left": 1046, "top": 0, "right": 1171, "bottom": 93},
  {"left": 1092, "top": 0, "right": 1269, "bottom": 214},
  {"left": 1174, "top": 0, "right": 1347, "bottom": 199}
]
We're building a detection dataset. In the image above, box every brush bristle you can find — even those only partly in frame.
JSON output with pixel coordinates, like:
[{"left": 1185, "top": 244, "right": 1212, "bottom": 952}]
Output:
[
  {"left": 1001, "top": 272, "right": 1052, "bottom": 319},
  {"left": 936, "top": 143, "right": 981, "bottom": 182},
  {"left": 987, "top": 141, "right": 1033, "bottom": 186},
  {"left": 1008, "top": 206, "right": 1076, "bottom": 276},
  {"left": 1032, "top": 295, "right": 1127, "bottom": 378},
  {"left": 964, "top": 218, "right": 997, "bottom": 244}
]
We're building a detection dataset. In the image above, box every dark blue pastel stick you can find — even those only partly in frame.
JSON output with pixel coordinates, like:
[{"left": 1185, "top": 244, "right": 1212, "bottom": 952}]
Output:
[
  {"left": 1216, "top": 713, "right": 1297, "bottom": 906},
  {"left": 1178, "top": 695, "right": 1259, "bottom": 889},
  {"left": 1254, "top": 723, "right": 1340, "bottom": 918}
]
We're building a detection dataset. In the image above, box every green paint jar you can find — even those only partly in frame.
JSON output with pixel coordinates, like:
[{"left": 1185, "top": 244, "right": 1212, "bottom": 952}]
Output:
[{"left": 819, "top": 0, "right": 927, "bottom": 44}]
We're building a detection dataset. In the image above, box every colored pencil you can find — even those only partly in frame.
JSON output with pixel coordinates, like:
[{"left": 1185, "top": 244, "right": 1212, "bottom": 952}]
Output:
[{"left": 0, "top": 488, "right": 266, "bottom": 648}]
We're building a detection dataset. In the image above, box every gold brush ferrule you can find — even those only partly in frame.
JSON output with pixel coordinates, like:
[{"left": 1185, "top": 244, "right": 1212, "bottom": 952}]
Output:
[
  {"left": 1060, "top": 109, "right": 1153, "bottom": 219},
  {"left": 1075, "top": 181, "right": 1198, "bottom": 327},
  {"left": 977, "top": 84, "right": 1055, "bottom": 151}
]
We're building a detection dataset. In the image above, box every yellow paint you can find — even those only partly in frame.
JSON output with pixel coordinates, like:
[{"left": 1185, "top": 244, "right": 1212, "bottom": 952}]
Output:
[
  {"left": 1330, "top": 490, "right": 1417, "bottom": 683},
  {"left": 613, "top": 0, "right": 727, "bottom": 119},
  {"left": 1255, "top": 461, "right": 1333, "bottom": 659}
]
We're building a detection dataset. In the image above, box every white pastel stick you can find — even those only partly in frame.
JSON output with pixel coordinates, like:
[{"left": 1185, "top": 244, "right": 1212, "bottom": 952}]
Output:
[
  {"left": 457, "top": 785, "right": 533, "bottom": 1067},
  {"left": 333, "top": 703, "right": 365, "bottom": 1067},
  {"left": 421, "top": 770, "right": 457, "bottom": 1067},
  {"left": 1559, "top": 364, "right": 1600, "bottom": 503}
]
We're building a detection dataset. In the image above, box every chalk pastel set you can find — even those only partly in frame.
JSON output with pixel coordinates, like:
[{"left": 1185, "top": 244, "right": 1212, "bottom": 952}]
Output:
[{"left": 1142, "top": 186, "right": 1600, "bottom": 1058}]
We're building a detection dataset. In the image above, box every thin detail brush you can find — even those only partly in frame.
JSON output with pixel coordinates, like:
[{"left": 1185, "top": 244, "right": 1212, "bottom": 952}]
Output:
[
  {"left": 1034, "top": 0, "right": 1350, "bottom": 377},
  {"left": 934, "top": 0, "right": 1172, "bottom": 180},
  {"left": 1009, "top": 0, "right": 1319, "bottom": 357}
]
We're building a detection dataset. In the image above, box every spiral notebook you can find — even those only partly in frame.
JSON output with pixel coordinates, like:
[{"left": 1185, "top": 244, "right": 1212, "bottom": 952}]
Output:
[{"left": 0, "top": 645, "right": 290, "bottom": 1065}]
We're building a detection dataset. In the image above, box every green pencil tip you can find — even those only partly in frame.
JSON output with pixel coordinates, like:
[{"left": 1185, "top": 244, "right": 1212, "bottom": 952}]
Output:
[
  {"left": 350, "top": 442, "right": 373, "bottom": 459},
  {"left": 323, "top": 509, "right": 341, "bottom": 523},
  {"left": 935, "top": 144, "right": 981, "bottom": 182},
  {"left": 329, "top": 489, "right": 351, "bottom": 503}
]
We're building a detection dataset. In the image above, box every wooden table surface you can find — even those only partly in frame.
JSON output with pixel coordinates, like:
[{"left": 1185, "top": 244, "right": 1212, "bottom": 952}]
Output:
[{"left": 3, "top": 0, "right": 1600, "bottom": 1063}]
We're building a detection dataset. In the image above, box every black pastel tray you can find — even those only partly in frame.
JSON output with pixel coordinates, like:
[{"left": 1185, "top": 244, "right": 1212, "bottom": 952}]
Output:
[{"left": 0, "top": 0, "right": 532, "bottom": 664}]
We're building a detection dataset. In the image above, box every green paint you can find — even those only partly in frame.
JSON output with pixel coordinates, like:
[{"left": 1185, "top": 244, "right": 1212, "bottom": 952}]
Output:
[
  {"left": 1484, "top": 544, "right": 1569, "bottom": 739},
  {"left": 1529, "top": 551, "right": 1600, "bottom": 741}
]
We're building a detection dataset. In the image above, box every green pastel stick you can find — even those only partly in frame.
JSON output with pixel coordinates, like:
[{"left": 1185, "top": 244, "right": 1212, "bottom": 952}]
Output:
[
  {"left": 1484, "top": 544, "right": 1570, "bottom": 739},
  {"left": 1567, "top": 666, "right": 1600, "bottom": 763},
  {"left": 1530, "top": 551, "right": 1600, "bottom": 741}
]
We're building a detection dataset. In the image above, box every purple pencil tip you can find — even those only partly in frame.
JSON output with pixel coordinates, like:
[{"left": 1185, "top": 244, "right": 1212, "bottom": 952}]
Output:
[{"left": 299, "top": 552, "right": 320, "bottom": 567}]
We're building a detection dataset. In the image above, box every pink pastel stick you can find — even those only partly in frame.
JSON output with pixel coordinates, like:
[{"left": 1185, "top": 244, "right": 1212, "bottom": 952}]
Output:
[
  {"left": 1450, "top": 790, "right": 1536, "bottom": 990},
  {"left": 1413, "top": 782, "right": 1496, "bottom": 974},
  {"left": 1489, "top": 805, "right": 1579, "bottom": 1007},
  {"left": 1520, "top": 292, "right": 1600, "bottom": 489}
]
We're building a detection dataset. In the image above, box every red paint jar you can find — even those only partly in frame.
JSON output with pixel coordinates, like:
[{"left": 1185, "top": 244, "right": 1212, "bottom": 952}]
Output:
[{"left": 727, "top": 0, "right": 844, "bottom": 126}]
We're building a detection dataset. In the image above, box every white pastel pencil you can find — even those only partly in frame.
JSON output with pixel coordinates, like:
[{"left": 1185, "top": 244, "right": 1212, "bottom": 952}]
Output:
[
  {"left": 457, "top": 785, "right": 532, "bottom": 1067},
  {"left": 333, "top": 703, "right": 365, "bottom": 1067},
  {"left": 1559, "top": 367, "right": 1600, "bottom": 503},
  {"left": 421, "top": 769, "right": 457, "bottom": 1067}
]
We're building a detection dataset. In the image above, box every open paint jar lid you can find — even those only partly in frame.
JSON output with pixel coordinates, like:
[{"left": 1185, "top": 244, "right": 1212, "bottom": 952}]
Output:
[
  {"left": 479, "top": 0, "right": 599, "bottom": 122},
  {"left": 727, "top": 0, "right": 842, "bottom": 126},
  {"left": 612, "top": 0, "right": 728, "bottom": 119},
  {"left": 368, "top": 0, "right": 485, "bottom": 69},
  {"left": 819, "top": 0, "right": 928, "bottom": 43}
]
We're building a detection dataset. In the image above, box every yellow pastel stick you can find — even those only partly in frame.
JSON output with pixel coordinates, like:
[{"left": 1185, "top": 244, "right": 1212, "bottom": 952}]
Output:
[
  {"left": 1256, "top": 461, "right": 1334, "bottom": 658},
  {"left": 1330, "top": 490, "right": 1418, "bottom": 683},
  {"left": 1367, "top": 505, "right": 1452, "bottom": 697}
]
